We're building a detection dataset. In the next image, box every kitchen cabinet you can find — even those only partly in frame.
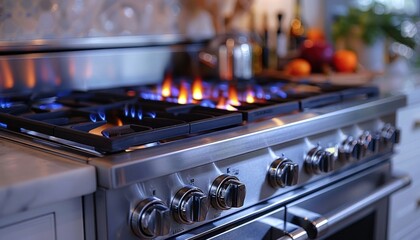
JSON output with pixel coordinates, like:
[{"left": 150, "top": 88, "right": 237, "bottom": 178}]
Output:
[
  {"left": 389, "top": 88, "right": 420, "bottom": 240},
  {"left": 0, "top": 137, "right": 96, "bottom": 240}
]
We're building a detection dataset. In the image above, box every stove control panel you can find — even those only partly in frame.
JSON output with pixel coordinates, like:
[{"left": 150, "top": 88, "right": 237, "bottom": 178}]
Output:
[
  {"left": 210, "top": 174, "right": 246, "bottom": 210},
  {"left": 120, "top": 122, "right": 400, "bottom": 239},
  {"left": 171, "top": 186, "right": 209, "bottom": 225},
  {"left": 268, "top": 157, "right": 299, "bottom": 188}
]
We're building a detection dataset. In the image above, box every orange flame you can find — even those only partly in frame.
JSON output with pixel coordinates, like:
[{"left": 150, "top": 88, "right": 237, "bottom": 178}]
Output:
[
  {"left": 228, "top": 84, "right": 240, "bottom": 106},
  {"left": 89, "top": 118, "right": 123, "bottom": 136},
  {"left": 25, "top": 59, "right": 36, "bottom": 88},
  {"left": 116, "top": 118, "right": 123, "bottom": 126},
  {"left": 0, "top": 60, "right": 14, "bottom": 89},
  {"left": 161, "top": 74, "right": 172, "bottom": 97},
  {"left": 192, "top": 77, "right": 203, "bottom": 100},
  {"left": 245, "top": 87, "right": 255, "bottom": 103},
  {"left": 217, "top": 97, "right": 237, "bottom": 111},
  {"left": 178, "top": 81, "right": 188, "bottom": 104}
]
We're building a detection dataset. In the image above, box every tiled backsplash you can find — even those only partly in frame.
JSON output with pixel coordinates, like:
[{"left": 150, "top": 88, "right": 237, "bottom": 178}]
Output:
[{"left": 0, "top": 0, "right": 209, "bottom": 41}]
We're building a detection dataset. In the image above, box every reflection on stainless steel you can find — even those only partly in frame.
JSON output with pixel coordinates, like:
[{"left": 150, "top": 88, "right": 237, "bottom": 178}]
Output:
[
  {"left": 0, "top": 35, "right": 190, "bottom": 52},
  {"left": 0, "top": 44, "right": 185, "bottom": 92}
]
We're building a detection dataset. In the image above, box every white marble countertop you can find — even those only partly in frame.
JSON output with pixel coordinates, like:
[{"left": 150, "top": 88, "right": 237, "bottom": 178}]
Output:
[{"left": 0, "top": 138, "right": 96, "bottom": 217}]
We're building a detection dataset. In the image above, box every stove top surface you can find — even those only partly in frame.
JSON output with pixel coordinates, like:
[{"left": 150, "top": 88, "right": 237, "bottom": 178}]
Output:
[{"left": 0, "top": 78, "right": 379, "bottom": 153}]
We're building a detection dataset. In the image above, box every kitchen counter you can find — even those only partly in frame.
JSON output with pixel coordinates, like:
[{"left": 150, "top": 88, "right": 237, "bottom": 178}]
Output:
[{"left": 0, "top": 137, "right": 96, "bottom": 217}]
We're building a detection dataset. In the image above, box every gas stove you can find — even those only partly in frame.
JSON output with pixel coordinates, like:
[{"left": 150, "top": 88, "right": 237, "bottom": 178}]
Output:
[{"left": 0, "top": 73, "right": 407, "bottom": 239}]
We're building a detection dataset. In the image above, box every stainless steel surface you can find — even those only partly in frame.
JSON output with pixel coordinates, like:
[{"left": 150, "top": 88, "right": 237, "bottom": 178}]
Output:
[
  {"left": 91, "top": 94, "right": 406, "bottom": 189},
  {"left": 325, "top": 174, "right": 410, "bottom": 226},
  {"left": 268, "top": 158, "right": 299, "bottom": 188},
  {"left": 0, "top": 43, "right": 201, "bottom": 93},
  {"left": 209, "top": 175, "right": 246, "bottom": 210},
  {"left": 0, "top": 35, "right": 190, "bottom": 53}
]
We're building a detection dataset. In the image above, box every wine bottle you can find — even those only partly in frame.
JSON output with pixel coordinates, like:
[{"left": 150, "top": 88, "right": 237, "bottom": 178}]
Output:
[
  {"left": 289, "top": 0, "right": 306, "bottom": 52},
  {"left": 276, "top": 13, "right": 288, "bottom": 70}
]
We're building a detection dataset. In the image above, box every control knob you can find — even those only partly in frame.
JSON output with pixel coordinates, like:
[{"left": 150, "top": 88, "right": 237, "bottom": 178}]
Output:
[
  {"left": 358, "top": 131, "right": 379, "bottom": 158},
  {"left": 380, "top": 124, "right": 400, "bottom": 150},
  {"left": 338, "top": 136, "right": 361, "bottom": 162},
  {"left": 305, "top": 146, "right": 335, "bottom": 174},
  {"left": 171, "top": 186, "right": 209, "bottom": 224},
  {"left": 268, "top": 157, "right": 299, "bottom": 188},
  {"left": 210, "top": 174, "right": 246, "bottom": 210},
  {"left": 131, "top": 197, "right": 171, "bottom": 239}
]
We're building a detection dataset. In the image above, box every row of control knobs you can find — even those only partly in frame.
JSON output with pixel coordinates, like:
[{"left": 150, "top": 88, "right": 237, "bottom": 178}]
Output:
[
  {"left": 305, "top": 125, "right": 400, "bottom": 175},
  {"left": 131, "top": 160, "right": 300, "bottom": 239},
  {"left": 131, "top": 124, "right": 399, "bottom": 239},
  {"left": 131, "top": 174, "right": 246, "bottom": 238}
]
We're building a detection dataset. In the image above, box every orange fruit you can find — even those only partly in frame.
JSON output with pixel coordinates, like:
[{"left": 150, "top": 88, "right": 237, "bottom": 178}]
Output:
[
  {"left": 285, "top": 58, "right": 311, "bottom": 76},
  {"left": 333, "top": 50, "right": 358, "bottom": 73}
]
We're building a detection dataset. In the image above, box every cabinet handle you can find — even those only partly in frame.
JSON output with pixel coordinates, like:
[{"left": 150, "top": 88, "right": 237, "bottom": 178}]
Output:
[{"left": 414, "top": 120, "right": 420, "bottom": 130}]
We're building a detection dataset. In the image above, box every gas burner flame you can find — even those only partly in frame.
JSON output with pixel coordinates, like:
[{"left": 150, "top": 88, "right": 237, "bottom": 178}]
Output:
[
  {"left": 178, "top": 81, "right": 189, "bottom": 104},
  {"left": 124, "top": 105, "right": 137, "bottom": 118},
  {"left": 89, "top": 111, "right": 106, "bottom": 123},
  {"left": 0, "top": 122, "right": 7, "bottom": 128},
  {"left": 228, "top": 85, "right": 240, "bottom": 106},
  {"left": 217, "top": 97, "right": 237, "bottom": 111},
  {"left": 192, "top": 77, "right": 203, "bottom": 100},
  {"left": 98, "top": 110, "right": 106, "bottom": 121},
  {"left": 0, "top": 100, "right": 12, "bottom": 109},
  {"left": 124, "top": 104, "right": 145, "bottom": 120},
  {"left": 38, "top": 103, "right": 63, "bottom": 111},
  {"left": 146, "top": 112, "right": 156, "bottom": 118},
  {"left": 161, "top": 73, "right": 172, "bottom": 97},
  {"left": 200, "top": 99, "right": 216, "bottom": 108},
  {"left": 245, "top": 86, "right": 255, "bottom": 104}
]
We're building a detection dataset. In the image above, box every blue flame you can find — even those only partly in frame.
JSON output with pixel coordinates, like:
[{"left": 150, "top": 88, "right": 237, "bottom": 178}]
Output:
[
  {"left": 200, "top": 100, "right": 216, "bottom": 108},
  {"left": 38, "top": 103, "right": 63, "bottom": 110},
  {"left": 89, "top": 113, "right": 97, "bottom": 122},
  {"left": 124, "top": 104, "right": 129, "bottom": 117},
  {"left": 0, "top": 122, "right": 7, "bottom": 128},
  {"left": 130, "top": 106, "right": 136, "bottom": 118},
  {"left": 0, "top": 100, "right": 12, "bottom": 109},
  {"left": 146, "top": 112, "right": 156, "bottom": 118},
  {"left": 137, "top": 109, "right": 143, "bottom": 120},
  {"left": 98, "top": 110, "right": 106, "bottom": 121}
]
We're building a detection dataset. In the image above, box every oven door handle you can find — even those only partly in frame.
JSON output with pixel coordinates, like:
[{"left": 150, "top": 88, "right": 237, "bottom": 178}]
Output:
[{"left": 287, "top": 174, "right": 411, "bottom": 239}]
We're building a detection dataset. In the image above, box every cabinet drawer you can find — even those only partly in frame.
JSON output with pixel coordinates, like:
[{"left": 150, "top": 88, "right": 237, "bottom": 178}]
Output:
[
  {"left": 397, "top": 104, "right": 420, "bottom": 144},
  {"left": 389, "top": 181, "right": 420, "bottom": 238},
  {"left": 0, "top": 214, "right": 55, "bottom": 240}
]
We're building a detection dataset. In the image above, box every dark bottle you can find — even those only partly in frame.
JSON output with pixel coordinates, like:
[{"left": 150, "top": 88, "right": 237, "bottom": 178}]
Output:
[{"left": 288, "top": 0, "right": 306, "bottom": 52}]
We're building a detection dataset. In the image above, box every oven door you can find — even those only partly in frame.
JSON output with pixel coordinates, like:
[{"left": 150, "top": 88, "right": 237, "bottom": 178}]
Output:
[
  {"left": 284, "top": 162, "right": 410, "bottom": 240},
  {"left": 183, "top": 161, "right": 410, "bottom": 240}
]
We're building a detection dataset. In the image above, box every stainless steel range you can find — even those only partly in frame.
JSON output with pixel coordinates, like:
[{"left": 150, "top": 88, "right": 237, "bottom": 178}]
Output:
[{"left": 0, "top": 42, "right": 410, "bottom": 240}]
